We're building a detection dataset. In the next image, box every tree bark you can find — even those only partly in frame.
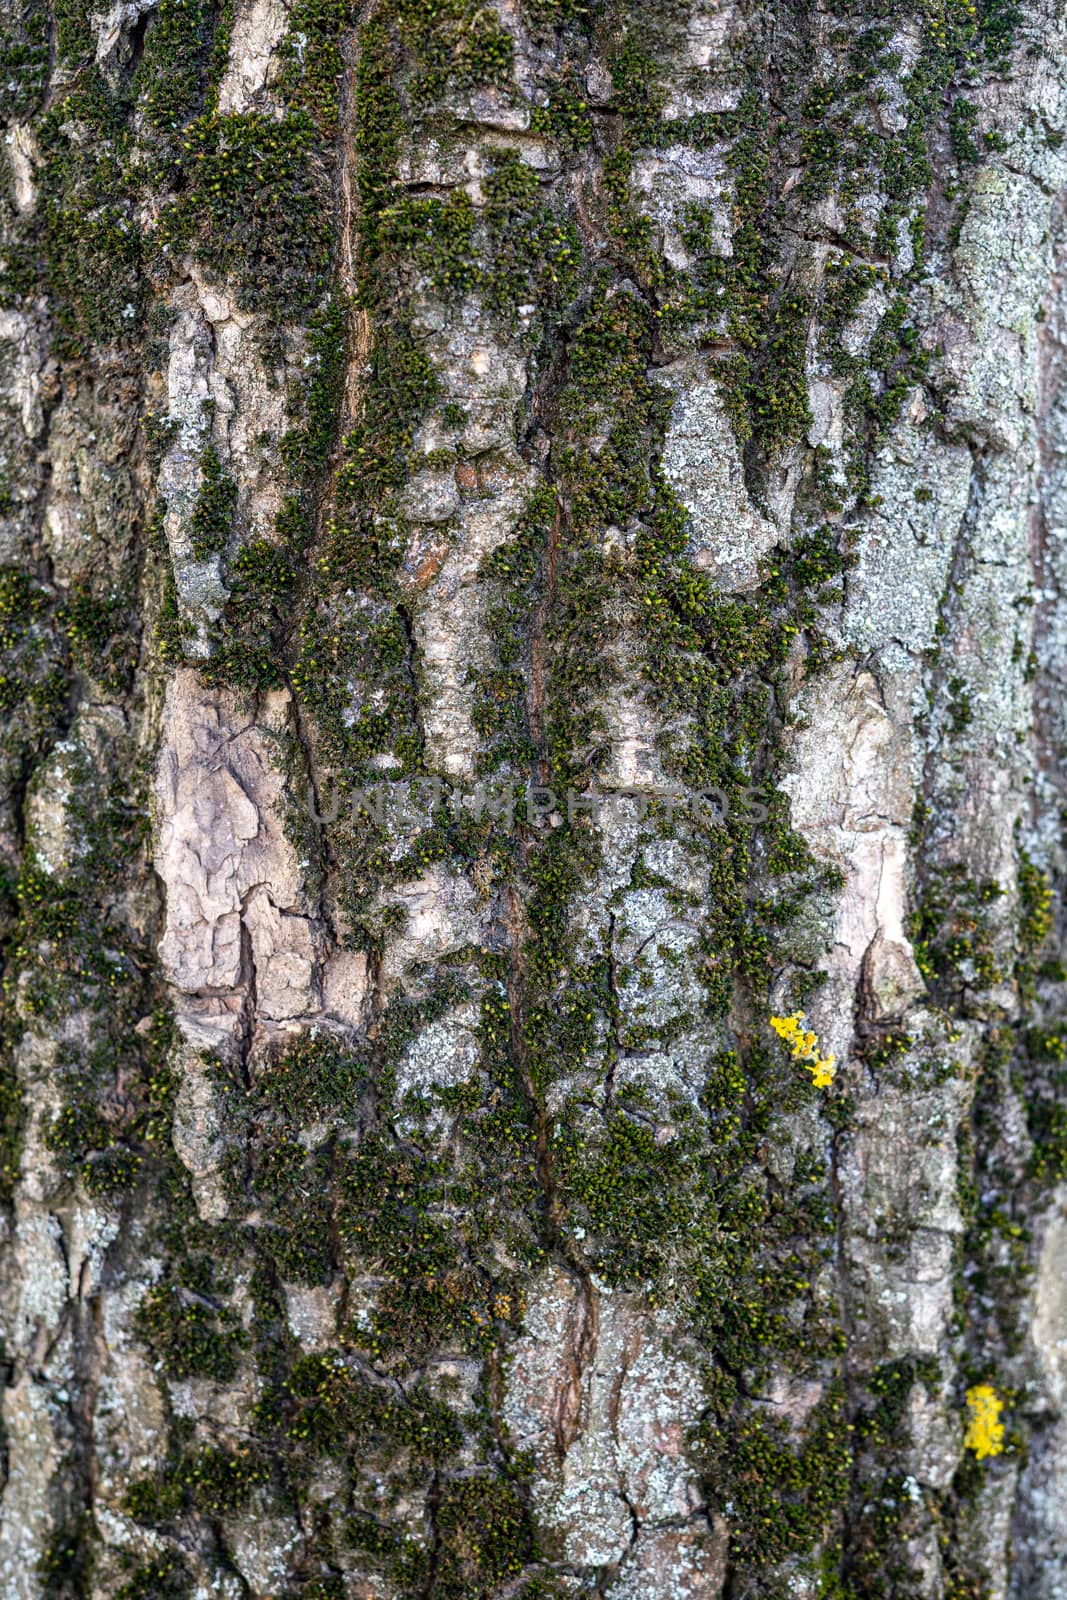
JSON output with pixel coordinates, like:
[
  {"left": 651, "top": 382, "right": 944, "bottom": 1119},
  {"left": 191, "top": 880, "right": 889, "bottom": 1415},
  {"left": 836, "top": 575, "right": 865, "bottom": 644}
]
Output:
[{"left": 1, "top": 0, "right": 1067, "bottom": 1596}]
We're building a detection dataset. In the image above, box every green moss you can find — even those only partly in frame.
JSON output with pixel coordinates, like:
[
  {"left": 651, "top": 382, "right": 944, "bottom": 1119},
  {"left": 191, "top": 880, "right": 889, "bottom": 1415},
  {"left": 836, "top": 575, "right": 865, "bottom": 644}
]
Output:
[
  {"left": 1026, "top": 1054, "right": 1067, "bottom": 1184},
  {"left": 978, "top": 0, "right": 1021, "bottom": 57},
  {"left": 456, "top": 233, "right": 849, "bottom": 1554},
  {"left": 136, "top": 1276, "right": 246, "bottom": 1380},
  {"left": 857, "top": 1356, "right": 941, "bottom": 1448},
  {"left": 521, "top": 0, "right": 587, "bottom": 25},
  {"left": 178, "top": 1443, "right": 270, "bottom": 1517},
  {"left": 37, "top": 1510, "right": 94, "bottom": 1599},
  {"left": 124, "top": 1472, "right": 185, "bottom": 1525},
  {"left": 115, "top": 1553, "right": 191, "bottom": 1600},
  {"left": 1017, "top": 850, "right": 1053, "bottom": 954},
  {"left": 281, "top": 297, "right": 348, "bottom": 472},
  {"left": 59, "top": 580, "right": 136, "bottom": 694},
  {"left": 162, "top": 110, "right": 332, "bottom": 317},
  {"left": 256, "top": 1138, "right": 338, "bottom": 1285},
  {"left": 947, "top": 673, "right": 974, "bottom": 735},
  {"left": 454, "top": 7, "right": 514, "bottom": 89},
  {"left": 610, "top": 30, "right": 665, "bottom": 148},
  {"left": 277, "top": 0, "right": 351, "bottom": 138},
  {"left": 269, "top": 1351, "right": 463, "bottom": 1459},
  {"left": 0, "top": 3, "right": 50, "bottom": 122},
  {"left": 1030, "top": 1100, "right": 1067, "bottom": 1184},
  {"left": 749, "top": 293, "right": 814, "bottom": 446},
  {"left": 486, "top": 152, "right": 582, "bottom": 319},
  {"left": 431, "top": 1475, "right": 538, "bottom": 1593},
  {"left": 232, "top": 536, "right": 297, "bottom": 609},
  {"left": 45, "top": 1089, "right": 145, "bottom": 1195},
  {"left": 378, "top": 190, "right": 478, "bottom": 294},
  {"left": 336, "top": 1134, "right": 496, "bottom": 1358},
  {"left": 9, "top": 753, "right": 158, "bottom": 1017},
  {"left": 0, "top": 1026, "right": 23, "bottom": 1202},
  {"left": 188, "top": 444, "right": 237, "bottom": 559},
  {"left": 701, "top": 1383, "right": 852, "bottom": 1569},
  {"left": 553, "top": 1111, "right": 702, "bottom": 1282},
  {"left": 256, "top": 1030, "right": 366, "bottom": 1121},
  {"left": 134, "top": 0, "right": 220, "bottom": 135},
  {"left": 29, "top": 81, "right": 145, "bottom": 353},
  {"left": 949, "top": 96, "right": 982, "bottom": 164},
  {"left": 337, "top": 328, "right": 439, "bottom": 502},
  {"left": 0, "top": 567, "right": 67, "bottom": 759},
  {"left": 197, "top": 525, "right": 299, "bottom": 690},
  {"left": 529, "top": 73, "right": 593, "bottom": 152},
  {"left": 908, "top": 867, "right": 1004, "bottom": 998},
  {"left": 50, "top": 0, "right": 94, "bottom": 64},
  {"left": 352, "top": 18, "right": 403, "bottom": 273},
  {"left": 821, "top": 258, "right": 881, "bottom": 350},
  {"left": 395, "top": 0, "right": 515, "bottom": 102}
]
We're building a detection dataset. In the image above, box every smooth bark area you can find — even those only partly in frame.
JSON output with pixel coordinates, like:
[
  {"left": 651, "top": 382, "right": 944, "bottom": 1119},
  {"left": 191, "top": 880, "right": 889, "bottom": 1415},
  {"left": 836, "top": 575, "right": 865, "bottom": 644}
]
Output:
[{"left": 1, "top": 0, "right": 1067, "bottom": 1596}]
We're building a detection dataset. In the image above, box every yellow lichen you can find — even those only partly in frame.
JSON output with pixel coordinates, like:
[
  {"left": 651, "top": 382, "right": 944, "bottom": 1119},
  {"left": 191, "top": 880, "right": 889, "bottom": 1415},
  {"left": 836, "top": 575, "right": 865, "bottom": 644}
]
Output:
[
  {"left": 769, "top": 1012, "right": 836, "bottom": 1088},
  {"left": 964, "top": 1384, "right": 1005, "bottom": 1459}
]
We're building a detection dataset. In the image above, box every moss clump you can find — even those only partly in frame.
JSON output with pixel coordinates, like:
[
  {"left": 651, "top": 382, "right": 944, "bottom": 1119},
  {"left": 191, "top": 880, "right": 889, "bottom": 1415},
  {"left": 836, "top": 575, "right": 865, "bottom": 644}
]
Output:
[
  {"left": 857, "top": 1356, "right": 941, "bottom": 1449},
  {"left": 336, "top": 327, "right": 439, "bottom": 503},
  {"left": 530, "top": 72, "right": 593, "bottom": 153},
  {"left": 454, "top": 7, "right": 514, "bottom": 89},
  {"left": 0, "top": 2, "right": 50, "bottom": 121},
  {"left": 277, "top": 0, "right": 351, "bottom": 138},
  {"left": 126, "top": 1442, "right": 270, "bottom": 1525},
  {"left": 747, "top": 292, "right": 814, "bottom": 448},
  {"left": 978, "top": 0, "right": 1021, "bottom": 58},
  {"left": 610, "top": 30, "right": 665, "bottom": 147},
  {"left": 949, "top": 96, "right": 982, "bottom": 165},
  {"left": 908, "top": 867, "right": 1004, "bottom": 999},
  {"left": 268, "top": 1352, "right": 463, "bottom": 1461},
  {"left": 37, "top": 1510, "right": 94, "bottom": 1599},
  {"left": 255, "top": 1030, "right": 366, "bottom": 1121},
  {"left": 281, "top": 297, "right": 348, "bottom": 473},
  {"left": 1026, "top": 1064, "right": 1067, "bottom": 1186},
  {"left": 1017, "top": 850, "right": 1053, "bottom": 954},
  {"left": 521, "top": 0, "right": 587, "bottom": 26},
  {"left": 197, "top": 514, "right": 305, "bottom": 691},
  {"left": 162, "top": 110, "right": 332, "bottom": 317},
  {"left": 46, "top": 1090, "right": 144, "bottom": 1195},
  {"left": 136, "top": 1275, "right": 246, "bottom": 1381},
  {"left": 189, "top": 444, "right": 237, "bottom": 559},
  {"left": 553, "top": 1110, "right": 703, "bottom": 1282},
  {"left": 483, "top": 151, "right": 581, "bottom": 319},
  {"left": 394, "top": 0, "right": 515, "bottom": 103},
  {"left": 59, "top": 580, "right": 137, "bottom": 695},
  {"left": 133, "top": 0, "right": 221, "bottom": 135},
  {"left": 253, "top": 1136, "right": 337, "bottom": 1285},
  {"left": 701, "top": 1384, "right": 852, "bottom": 1569},
  {"left": 431, "top": 1475, "right": 538, "bottom": 1593},
  {"left": 377, "top": 191, "right": 479, "bottom": 295},
  {"left": 0, "top": 568, "right": 67, "bottom": 759},
  {"left": 115, "top": 1553, "right": 191, "bottom": 1600},
  {"left": 0, "top": 1023, "right": 23, "bottom": 1202},
  {"left": 336, "top": 1135, "right": 499, "bottom": 1359},
  {"left": 351, "top": 18, "right": 403, "bottom": 266},
  {"left": 29, "top": 81, "right": 145, "bottom": 353},
  {"left": 178, "top": 1444, "right": 270, "bottom": 1517}
]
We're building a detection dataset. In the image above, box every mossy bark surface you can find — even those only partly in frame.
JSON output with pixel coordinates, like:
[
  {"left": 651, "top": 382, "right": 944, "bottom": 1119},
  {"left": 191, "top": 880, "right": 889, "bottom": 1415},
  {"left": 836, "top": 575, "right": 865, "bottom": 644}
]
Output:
[{"left": 2, "top": 0, "right": 1067, "bottom": 1596}]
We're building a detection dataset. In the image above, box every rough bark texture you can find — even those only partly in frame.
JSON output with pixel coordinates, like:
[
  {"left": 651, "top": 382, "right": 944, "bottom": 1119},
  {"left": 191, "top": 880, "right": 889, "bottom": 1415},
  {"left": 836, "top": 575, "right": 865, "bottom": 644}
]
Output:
[{"left": 1, "top": 0, "right": 1067, "bottom": 1596}]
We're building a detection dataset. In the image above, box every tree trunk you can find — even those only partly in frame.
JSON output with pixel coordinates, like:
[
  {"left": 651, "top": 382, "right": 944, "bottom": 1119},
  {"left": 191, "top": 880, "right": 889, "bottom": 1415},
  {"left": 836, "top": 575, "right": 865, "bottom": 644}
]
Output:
[{"left": 1, "top": 0, "right": 1066, "bottom": 1595}]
